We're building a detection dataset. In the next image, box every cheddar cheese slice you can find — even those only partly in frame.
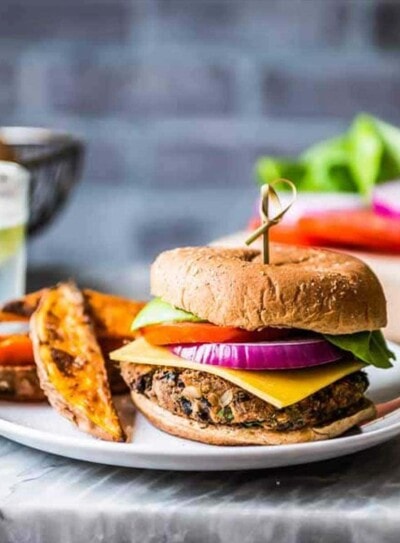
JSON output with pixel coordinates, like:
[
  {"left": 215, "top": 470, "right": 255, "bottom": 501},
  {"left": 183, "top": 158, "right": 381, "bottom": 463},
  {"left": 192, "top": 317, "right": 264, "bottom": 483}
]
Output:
[{"left": 111, "top": 338, "right": 365, "bottom": 409}]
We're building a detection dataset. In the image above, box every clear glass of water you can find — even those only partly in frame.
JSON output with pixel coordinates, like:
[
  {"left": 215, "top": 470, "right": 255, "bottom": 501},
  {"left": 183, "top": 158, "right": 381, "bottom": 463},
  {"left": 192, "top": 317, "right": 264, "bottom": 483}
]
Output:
[{"left": 0, "top": 162, "right": 29, "bottom": 303}]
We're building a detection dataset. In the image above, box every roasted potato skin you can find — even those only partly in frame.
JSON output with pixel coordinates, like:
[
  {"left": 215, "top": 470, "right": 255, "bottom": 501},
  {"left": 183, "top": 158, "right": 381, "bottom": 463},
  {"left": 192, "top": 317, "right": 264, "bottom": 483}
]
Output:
[{"left": 30, "top": 282, "right": 125, "bottom": 442}]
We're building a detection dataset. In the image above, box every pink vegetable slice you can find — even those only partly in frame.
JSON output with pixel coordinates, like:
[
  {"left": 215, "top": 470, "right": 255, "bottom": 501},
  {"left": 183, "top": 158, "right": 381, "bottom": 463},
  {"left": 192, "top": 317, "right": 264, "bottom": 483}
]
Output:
[
  {"left": 170, "top": 338, "right": 344, "bottom": 371},
  {"left": 373, "top": 180, "right": 400, "bottom": 219}
]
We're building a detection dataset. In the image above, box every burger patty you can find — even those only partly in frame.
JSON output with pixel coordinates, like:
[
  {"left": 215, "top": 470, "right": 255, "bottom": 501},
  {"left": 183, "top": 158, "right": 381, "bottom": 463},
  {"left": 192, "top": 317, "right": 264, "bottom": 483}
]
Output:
[{"left": 123, "top": 364, "right": 369, "bottom": 432}]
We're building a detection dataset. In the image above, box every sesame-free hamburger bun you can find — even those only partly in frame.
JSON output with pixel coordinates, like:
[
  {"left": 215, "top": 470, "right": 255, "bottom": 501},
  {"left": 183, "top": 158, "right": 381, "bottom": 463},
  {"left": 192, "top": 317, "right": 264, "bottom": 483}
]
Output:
[{"left": 151, "top": 245, "right": 387, "bottom": 335}]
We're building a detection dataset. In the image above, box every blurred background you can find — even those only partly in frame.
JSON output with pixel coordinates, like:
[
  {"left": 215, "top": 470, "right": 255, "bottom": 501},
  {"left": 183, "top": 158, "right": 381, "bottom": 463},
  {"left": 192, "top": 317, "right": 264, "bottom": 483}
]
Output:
[{"left": 1, "top": 0, "right": 400, "bottom": 267}]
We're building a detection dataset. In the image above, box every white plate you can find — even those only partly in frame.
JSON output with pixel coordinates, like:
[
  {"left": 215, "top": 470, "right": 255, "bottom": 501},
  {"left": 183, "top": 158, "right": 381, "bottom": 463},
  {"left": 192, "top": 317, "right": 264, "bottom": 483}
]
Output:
[{"left": 0, "top": 344, "right": 399, "bottom": 471}]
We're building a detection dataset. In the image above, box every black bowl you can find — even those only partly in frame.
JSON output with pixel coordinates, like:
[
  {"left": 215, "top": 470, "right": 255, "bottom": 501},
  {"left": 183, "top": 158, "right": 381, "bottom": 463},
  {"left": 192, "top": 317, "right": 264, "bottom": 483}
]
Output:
[{"left": 0, "top": 127, "right": 85, "bottom": 235}]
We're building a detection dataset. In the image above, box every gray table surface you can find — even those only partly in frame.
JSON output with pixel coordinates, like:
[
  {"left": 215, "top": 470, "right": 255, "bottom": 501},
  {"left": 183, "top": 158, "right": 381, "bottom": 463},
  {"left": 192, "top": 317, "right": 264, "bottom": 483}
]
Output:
[{"left": 0, "top": 266, "right": 398, "bottom": 543}]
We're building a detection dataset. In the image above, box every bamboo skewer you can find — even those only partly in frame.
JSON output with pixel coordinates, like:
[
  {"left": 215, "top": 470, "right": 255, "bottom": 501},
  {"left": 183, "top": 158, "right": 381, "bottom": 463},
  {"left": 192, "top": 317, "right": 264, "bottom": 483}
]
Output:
[{"left": 245, "top": 179, "right": 297, "bottom": 264}]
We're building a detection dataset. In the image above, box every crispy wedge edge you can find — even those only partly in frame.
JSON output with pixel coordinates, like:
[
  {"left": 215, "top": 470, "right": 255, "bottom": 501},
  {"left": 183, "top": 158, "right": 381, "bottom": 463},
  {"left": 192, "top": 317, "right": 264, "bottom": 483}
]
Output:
[{"left": 30, "top": 282, "right": 126, "bottom": 442}]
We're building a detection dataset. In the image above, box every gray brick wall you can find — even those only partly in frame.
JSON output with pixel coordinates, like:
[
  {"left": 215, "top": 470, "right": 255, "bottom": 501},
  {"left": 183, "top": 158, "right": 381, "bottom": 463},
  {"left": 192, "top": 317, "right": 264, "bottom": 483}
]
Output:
[
  {"left": 0, "top": 0, "right": 399, "bottom": 266},
  {"left": 263, "top": 58, "right": 400, "bottom": 119},
  {"left": 0, "top": 0, "right": 135, "bottom": 42},
  {"left": 49, "top": 59, "right": 235, "bottom": 118},
  {"left": 0, "top": 58, "right": 17, "bottom": 110}
]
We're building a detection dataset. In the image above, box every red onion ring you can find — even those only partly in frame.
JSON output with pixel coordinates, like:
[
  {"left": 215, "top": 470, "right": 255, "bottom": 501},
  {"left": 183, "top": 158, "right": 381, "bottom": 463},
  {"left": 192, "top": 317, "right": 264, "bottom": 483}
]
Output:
[
  {"left": 373, "top": 180, "right": 400, "bottom": 220},
  {"left": 169, "top": 338, "right": 344, "bottom": 371}
]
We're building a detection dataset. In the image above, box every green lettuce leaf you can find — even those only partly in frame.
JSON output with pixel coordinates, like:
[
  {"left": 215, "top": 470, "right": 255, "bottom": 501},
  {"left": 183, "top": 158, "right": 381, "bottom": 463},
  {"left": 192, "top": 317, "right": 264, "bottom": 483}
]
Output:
[
  {"left": 256, "top": 157, "right": 306, "bottom": 188},
  {"left": 301, "top": 136, "right": 356, "bottom": 192},
  {"left": 375, "top": 117, "right": 400, "bottom": 171},
  {"left": 256, "top": 113, "right": 400, "bottom": 199},
  {"left": 347, "top": 114, "right": 383, "bottom": 198},
  {"left": 131, "top": 297, "right": 204, "bottom": 330},
  {"left": 324, "top": 330, "right": 395, "bottom": 369}
]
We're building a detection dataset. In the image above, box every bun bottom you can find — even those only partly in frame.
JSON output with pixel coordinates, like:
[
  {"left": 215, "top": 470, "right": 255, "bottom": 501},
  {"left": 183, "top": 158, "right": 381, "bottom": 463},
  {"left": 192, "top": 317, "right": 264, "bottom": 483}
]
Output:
[{"left": 132, "top": 392, "right": 376, "bottom": 446}]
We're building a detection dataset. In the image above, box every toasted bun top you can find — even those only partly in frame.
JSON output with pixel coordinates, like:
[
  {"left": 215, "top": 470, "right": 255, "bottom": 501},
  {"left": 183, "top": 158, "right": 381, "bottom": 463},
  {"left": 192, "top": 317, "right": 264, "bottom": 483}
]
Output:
[{"left": 150, "top": 244, "right": 387, "bottom": 334}]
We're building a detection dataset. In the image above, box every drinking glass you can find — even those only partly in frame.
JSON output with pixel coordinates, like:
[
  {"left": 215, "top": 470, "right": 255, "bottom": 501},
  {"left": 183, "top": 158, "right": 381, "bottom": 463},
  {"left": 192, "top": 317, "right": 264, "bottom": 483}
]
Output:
[{"left": 0, "top": 161, "right": 29, "bottom": 303}]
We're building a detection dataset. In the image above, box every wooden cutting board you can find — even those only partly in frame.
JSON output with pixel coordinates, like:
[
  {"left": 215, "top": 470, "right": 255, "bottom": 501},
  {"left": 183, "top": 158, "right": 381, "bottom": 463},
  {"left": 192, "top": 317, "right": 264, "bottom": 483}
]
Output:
[{"left": 211, "top": 232, "right": 400, "bottom": 343}]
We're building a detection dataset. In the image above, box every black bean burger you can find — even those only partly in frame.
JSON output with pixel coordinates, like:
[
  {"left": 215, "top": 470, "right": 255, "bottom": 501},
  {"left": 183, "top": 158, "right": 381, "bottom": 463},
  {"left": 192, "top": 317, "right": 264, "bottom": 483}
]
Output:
[{"left": 111, "top": 244, "right": 394, "bottom": 446}]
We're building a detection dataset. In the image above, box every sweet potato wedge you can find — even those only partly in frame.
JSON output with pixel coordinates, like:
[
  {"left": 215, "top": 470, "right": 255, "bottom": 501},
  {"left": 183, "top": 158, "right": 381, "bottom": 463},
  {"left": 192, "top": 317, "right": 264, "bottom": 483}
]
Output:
[
  {"left": 2, "top": 289, "right": 47, "bottom": 318},
  {"left": 0, "top": 311, "right": 28, "bottom": 323},
  {"left": 2, "top": 289, "right": 145, "bottom": 339},
  {"left": 83, "top": 290, "right": 145, "bottom": 339},
  {"left": 0, "top": 337, "right": 128, "bottom": 401},
  {"left": 30, "top": 282, "right": 125, "bottom": 442}
]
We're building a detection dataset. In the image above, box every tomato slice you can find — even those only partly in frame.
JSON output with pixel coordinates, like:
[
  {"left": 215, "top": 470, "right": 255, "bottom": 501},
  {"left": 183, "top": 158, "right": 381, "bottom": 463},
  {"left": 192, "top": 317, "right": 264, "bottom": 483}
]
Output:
[
  {"left": 248, "top": 217, "right": 313, "bottom": 246},
  {"left": 249, "top": 209, "right": 400, "bottom": 253},
  {"left": 140, "top": 322, "right": 291, "bottom": 345},
  {"left": 298, "top": 209, "right": 400, "bottom": 253},
  {"left": 270, "top": 223, "right": 313, "bottom": 246},
  {"left": 0, "top": 335, "right": 34, "bottom": 366}
]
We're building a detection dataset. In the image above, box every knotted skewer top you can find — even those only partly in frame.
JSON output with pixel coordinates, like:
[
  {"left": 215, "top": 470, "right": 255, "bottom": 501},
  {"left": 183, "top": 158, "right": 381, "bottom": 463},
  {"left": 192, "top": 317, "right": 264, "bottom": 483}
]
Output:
[{"left": 245, "top": 179, "right": 297, "bottom": 264}]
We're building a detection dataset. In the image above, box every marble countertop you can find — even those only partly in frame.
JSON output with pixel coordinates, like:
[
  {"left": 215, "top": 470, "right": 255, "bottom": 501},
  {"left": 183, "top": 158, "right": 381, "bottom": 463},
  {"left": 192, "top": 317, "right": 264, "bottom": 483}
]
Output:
[
  {"left": 0, "top": 265, "right": 398, "bottom": 543},
  {"left": 1, "top": 434, "right": 400, "bottom": 543}
]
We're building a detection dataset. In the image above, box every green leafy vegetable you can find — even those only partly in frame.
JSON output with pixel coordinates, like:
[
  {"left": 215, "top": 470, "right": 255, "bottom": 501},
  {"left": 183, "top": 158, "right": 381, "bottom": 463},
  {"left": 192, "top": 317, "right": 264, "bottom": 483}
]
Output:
[
  {"left": 302, "top": 136, "right": 355, "bottom": 192},
  {"left": 348, "top": 114, "right": 383, "bottom": 197},
  {"left": 218, "top": 406, "right": 234, "bottom": 422},
  {"left": 256, "top": 158, "right": 306, "bottom": 188},
  {"left": 242, "top": 421, "right": 264, "bottom": 428},
  {"left": 131, "top": 297, "right": 203, "bottom": 331},
  {"left": 256, "top": 114, "right": 400, "bottom": 200},
  {"left": 375, "top": 118, "right": 400, "bottom": 171},
  {"left": 324, "top": 330, "right": 395, "bottom": 369}
]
